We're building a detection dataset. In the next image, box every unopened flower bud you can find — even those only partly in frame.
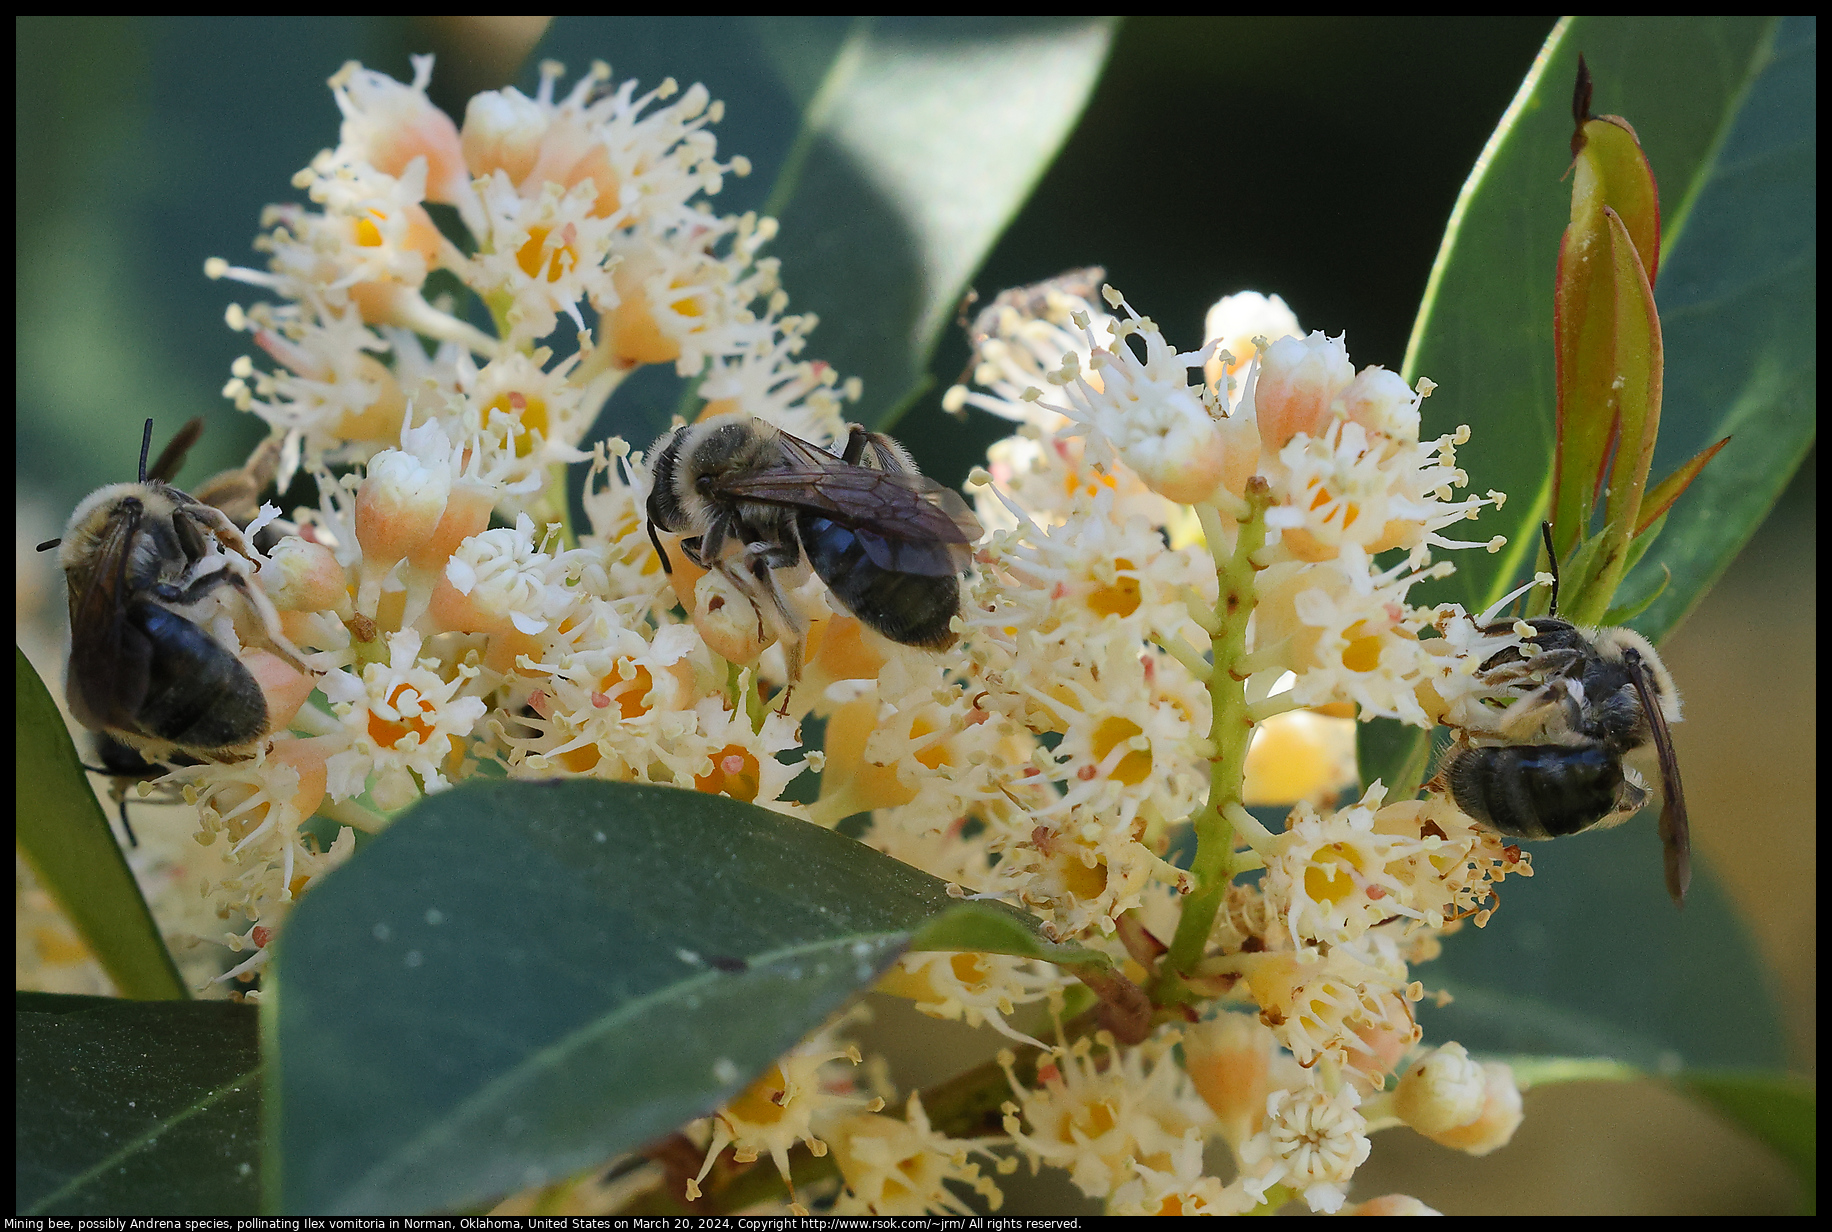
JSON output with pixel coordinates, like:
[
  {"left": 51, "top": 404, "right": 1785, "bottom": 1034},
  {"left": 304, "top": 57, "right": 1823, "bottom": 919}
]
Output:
[
  {"left": 1395, "top": 1042, "right": 1487, "bottom": 1136},
  {"left": 1109, "top": 395, "right": 1229, "bottom": 505},
  {"left": 1248, "top": 331, "right": 1354, "bottom": 450},
  {"left": 1182, "top": 1014, "right": 1275, "bottom": 1148},
  {"left": 1342, "top": 365, "right": 1421, "bottom": 441},
  {"left": 331, "top": 58, "right": 469, "bottom": 205},
  {"left": 356, "top": 449, "right": 451, "bottom": 568},
  {"left": 1203, "top": 290, "right": 1302, "bottom": 390},
  {"left": 242, "top": 648, "right": 316, "bottom": 734},
  {"left": 407, "top": 481, "right": 498, "bottom": 572},
  {"left": 261, "top": 539, "right": 353, "bottom": 618},
  {"left": 460, "top": 87, "right": 548, "bottom": 187},
  {"left": 1422, "top": 1061, "right": 1523, "bottom": 1156}
]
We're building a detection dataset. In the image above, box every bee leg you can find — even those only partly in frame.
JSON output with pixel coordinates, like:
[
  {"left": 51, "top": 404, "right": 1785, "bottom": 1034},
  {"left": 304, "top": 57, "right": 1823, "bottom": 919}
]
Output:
[
  {"left": 840, "top": 424, "right": 868, "bottom": 465},
  {"left": 116, "top": 796, "right": 140, "bottom": 849},
  {"left": 733, "top": 544, "right": 808, "bottom": 711},
  {"left": 646, "top": 520, "right": 675, "bottom": 574}
]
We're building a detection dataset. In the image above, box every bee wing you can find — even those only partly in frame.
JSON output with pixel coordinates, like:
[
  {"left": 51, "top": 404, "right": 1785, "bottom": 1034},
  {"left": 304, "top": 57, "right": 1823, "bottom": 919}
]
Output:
[
  {"left": 66, "top": 501, "right": 149, "bottom": 732},
  {"left": 713, "top": 430, "right": 980, "bottom": 572},
  {"left": 1625, "top": 648, "right": 1690, "bottom": 907}
]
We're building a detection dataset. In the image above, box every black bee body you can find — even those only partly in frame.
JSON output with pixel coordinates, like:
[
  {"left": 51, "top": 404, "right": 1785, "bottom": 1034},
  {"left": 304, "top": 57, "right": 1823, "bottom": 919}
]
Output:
[
  {"left": 1436, "top": 608, "right": 1690, "bottom": 905},
  {"left": 49, "top": 419, "right": 305, "bottom": 768},
  {"left": 1443, "top": 739, "right": 1634, "bottom": 841},
  {"left": 795, "top": 510, "right": 961, "bottom": 650},
  {"left": 646, "top": 416, "right": 980, "bottom": 682}
]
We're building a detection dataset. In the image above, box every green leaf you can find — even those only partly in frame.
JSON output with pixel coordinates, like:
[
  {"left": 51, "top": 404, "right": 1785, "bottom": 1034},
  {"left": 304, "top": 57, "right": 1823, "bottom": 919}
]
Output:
[
  {"left": 561, "top": 17, "right": 1116, "bottom": 452},
  {"left": 1402, "top": 16, "right": 1797, "bottom": 627},
  {"left": 1678, "top": 1070, "right": 1816, "bottom": 1212},
  {"left": 1617, "top": 15, "right": 1817, "bottom": 638},
  {"left": 267, "top": 778, "right": 1077, "bottom": 1215},
  {"left": 1364, "top": 16, "right": 1810, "bottom": 794},
  {"left": 766, "top": 17, "right": 1116, "bottom": 430},
  {"left": 17, "top": 991, "right": 262, "bottom": 1215},
  {"left": 15, "top": 647, "right": 186, "bottom": 1001},
  {"left": 1414, "top": 820, "right": 1784, "bottom": 1073}
]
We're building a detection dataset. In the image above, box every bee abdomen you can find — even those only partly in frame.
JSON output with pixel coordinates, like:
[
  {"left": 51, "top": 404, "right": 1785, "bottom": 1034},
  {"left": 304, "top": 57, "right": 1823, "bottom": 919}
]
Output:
[
  {"left": 132, "top": 603, "right": 268, "bottom": 751},
  {"left": 1444, "top": 743, "right": 1624, "bottom": 840},
  {"left": 798, "top": 513, "right": 960, "bottom": 650}
]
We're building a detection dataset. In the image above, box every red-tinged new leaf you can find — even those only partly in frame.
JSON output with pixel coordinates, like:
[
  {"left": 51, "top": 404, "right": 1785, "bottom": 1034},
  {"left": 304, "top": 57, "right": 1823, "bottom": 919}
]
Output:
[{"left": 1637, "top": 436, "right": 1731, "bottom": 536}]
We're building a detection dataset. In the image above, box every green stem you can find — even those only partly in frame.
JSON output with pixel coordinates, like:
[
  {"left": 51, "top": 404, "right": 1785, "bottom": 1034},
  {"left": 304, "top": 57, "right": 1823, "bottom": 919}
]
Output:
[{"left": 1158, "top": 480, "right": 1271, "bottom": 1002}]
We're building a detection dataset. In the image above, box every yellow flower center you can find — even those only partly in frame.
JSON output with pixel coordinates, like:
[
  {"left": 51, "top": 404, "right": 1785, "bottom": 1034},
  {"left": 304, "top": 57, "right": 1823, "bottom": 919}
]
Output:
[{"left": 1091, "top": 716, "right": 1152, "bottom": 785}]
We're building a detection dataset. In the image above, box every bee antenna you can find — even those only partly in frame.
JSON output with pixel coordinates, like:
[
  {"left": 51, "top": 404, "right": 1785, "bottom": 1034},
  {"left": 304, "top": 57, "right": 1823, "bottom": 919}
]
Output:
[
  {"left": 138, "top": 418, "right": 155, "bottom": 483},
  {"left": 1540, "top": 521, "right": 1560, "bottom": 616}
]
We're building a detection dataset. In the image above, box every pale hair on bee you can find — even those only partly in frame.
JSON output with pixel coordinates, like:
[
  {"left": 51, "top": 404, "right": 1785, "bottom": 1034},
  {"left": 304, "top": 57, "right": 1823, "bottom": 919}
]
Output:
[
  {"left": 645, "top": 416, "right": 981, "bottom": 699},
  {"left": 1432, "top": 523, "right": 1690, "bottom": 906}
]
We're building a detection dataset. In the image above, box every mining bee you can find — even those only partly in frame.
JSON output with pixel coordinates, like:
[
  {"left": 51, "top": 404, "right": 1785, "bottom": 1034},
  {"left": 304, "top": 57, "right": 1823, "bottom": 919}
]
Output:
[
  {"left": 1434, "top": 525, "right": 1691, "bottom": 905},
  {"left": 646, "top": 416, "right": 981, "bottom": 688},
  {"left": 39, "top": 419, "right": 308, "bottom": 821}
]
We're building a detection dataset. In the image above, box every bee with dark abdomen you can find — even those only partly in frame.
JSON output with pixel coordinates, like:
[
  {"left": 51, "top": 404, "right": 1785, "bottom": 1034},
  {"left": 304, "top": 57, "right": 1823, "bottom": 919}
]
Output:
[
  {"left": 645, "top": 416, "right": 980, "bottom": 687},
  {"left": 44, "top": 419, "right": 309, "bottom": 770},
  {"left": 1433, "top": 526, "right": 1690, "bottom": 905}
]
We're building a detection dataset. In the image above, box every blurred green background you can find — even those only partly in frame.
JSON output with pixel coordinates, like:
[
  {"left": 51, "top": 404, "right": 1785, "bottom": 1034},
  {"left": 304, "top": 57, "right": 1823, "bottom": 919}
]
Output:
[{"left": 15, "top": 16, "right": 1812, "bottom": 1215}]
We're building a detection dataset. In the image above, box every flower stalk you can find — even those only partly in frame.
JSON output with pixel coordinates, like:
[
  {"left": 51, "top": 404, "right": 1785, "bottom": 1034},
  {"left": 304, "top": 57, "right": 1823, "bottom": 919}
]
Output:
[{"left": 1159, "top": 477, "right": 1271, "bottom": 998}]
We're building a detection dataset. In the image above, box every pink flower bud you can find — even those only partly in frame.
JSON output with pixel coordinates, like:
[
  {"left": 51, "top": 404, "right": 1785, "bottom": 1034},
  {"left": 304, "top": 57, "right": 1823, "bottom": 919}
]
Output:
[
  {"left": 260, "top": 539, "right": 353, "bottom": 617},
  {"left": 1342, "top": 365, "right": 1422, "bottom": 440},
  {"left": 1249, "top": 331, "right": 1355, "bottom": 450},
  {"left": 355, "top": 449, "right": 451, "bottom": 567}
]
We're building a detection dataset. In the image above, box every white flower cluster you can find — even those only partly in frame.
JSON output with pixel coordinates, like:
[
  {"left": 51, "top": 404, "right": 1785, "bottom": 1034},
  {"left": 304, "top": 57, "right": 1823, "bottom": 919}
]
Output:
[{"left": 81, "top": 58, "right": 1543, "bottom": 1216}]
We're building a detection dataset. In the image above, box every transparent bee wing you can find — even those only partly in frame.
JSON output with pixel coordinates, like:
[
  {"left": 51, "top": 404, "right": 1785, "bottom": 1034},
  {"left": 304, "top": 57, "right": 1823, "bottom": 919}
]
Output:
[
  {"left": 1625, "top": 647, "right": 1691, "bottom": 907},
  {"left": 713, "top": 429, "right": 979, "bottom": 555}
]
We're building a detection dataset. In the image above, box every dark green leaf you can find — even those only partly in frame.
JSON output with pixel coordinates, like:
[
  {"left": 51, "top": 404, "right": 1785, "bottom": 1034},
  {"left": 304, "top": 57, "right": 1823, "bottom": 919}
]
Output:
[
  {"left": 565, "top": 17, "right": 1115, "bottom": 452},
  {"left": 268, "top": 778, "right": 1078, "bottom": 1215},
  {"left": 17, "top": 992, "right": 261, "bottom": 1215},
  {"left": 766, "top": 17, "right": 1117, "bottom": 430},
  {"left": 1365, "top": 16, "right": 1809, "bottom": 795},
  {"left": 1618, "top": 15, "right": 1817, "bottom": 638},
  {"left": 1415, "top": 821, "right": 1784, "bottom": 1071},
  {"left": 1402, "top": 16, "right": 1791, "bottom": 625},
  {"left": 15, "top": 647, "right": 186, "bottom": 1001}
]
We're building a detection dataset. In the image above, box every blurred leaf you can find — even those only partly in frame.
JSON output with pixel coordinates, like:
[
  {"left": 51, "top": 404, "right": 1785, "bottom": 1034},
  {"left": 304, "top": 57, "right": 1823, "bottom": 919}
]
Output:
[
  {"left": 15, "top": 647, "right": 186, "bottom": 1001},
  {"left": 17, "top": 992, "right": 261, "bottom": 1215},
  {"left": 1415, "top": 820, "right": 1784, "bottom": 1072},
  {"left": 268, "top": 779, "right": 1075, "bottom": 1215},
  {"left": 1364, "top": 16, "right": 1810, "bottom": 790},
  {"left": 571, "top": 17, "right": 1115, "bottom": 452},
  {"left": 766, "top": 17, "right": 1116, "bottom": 430},
  {"left": 1504, "top": 1055, "right": 1641, "bottom": 1088},
  {"left": 1679, "top": 1070, "right": 1816, "bottom": 1212}
]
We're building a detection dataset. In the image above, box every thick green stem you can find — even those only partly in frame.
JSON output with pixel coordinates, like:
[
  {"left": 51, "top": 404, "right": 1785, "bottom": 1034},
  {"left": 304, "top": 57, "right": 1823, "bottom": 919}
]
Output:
[{"left": 1158, "top": 480, "right": 1272, "bottom": 1000}]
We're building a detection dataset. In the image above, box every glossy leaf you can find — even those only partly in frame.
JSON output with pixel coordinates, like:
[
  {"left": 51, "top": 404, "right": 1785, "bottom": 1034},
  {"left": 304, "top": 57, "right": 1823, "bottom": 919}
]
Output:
[
  {"left": 564, "top": 17, "right": 1116, "bottom": 453},
  {"left": 17, "top": 992, "right": 261, "bottom": 1215},
  {"left": 267, "top": 778, "right": 1090, "bottom": 1215},
  {"left": 766, "top": 17, "right": 1116, "bottom": 430},
  {"left": 15, "top": 647, "right": 186, "bottom": 1001},
  {"left": 1616, "top": 14, "right": 1817, "bottom": 636},
  {"left": 1365, "top": 16, "right": 1811, "bottom": 790},
  {"left": 1400, "top": 16, "right": 1800, "bottom": 626}
]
